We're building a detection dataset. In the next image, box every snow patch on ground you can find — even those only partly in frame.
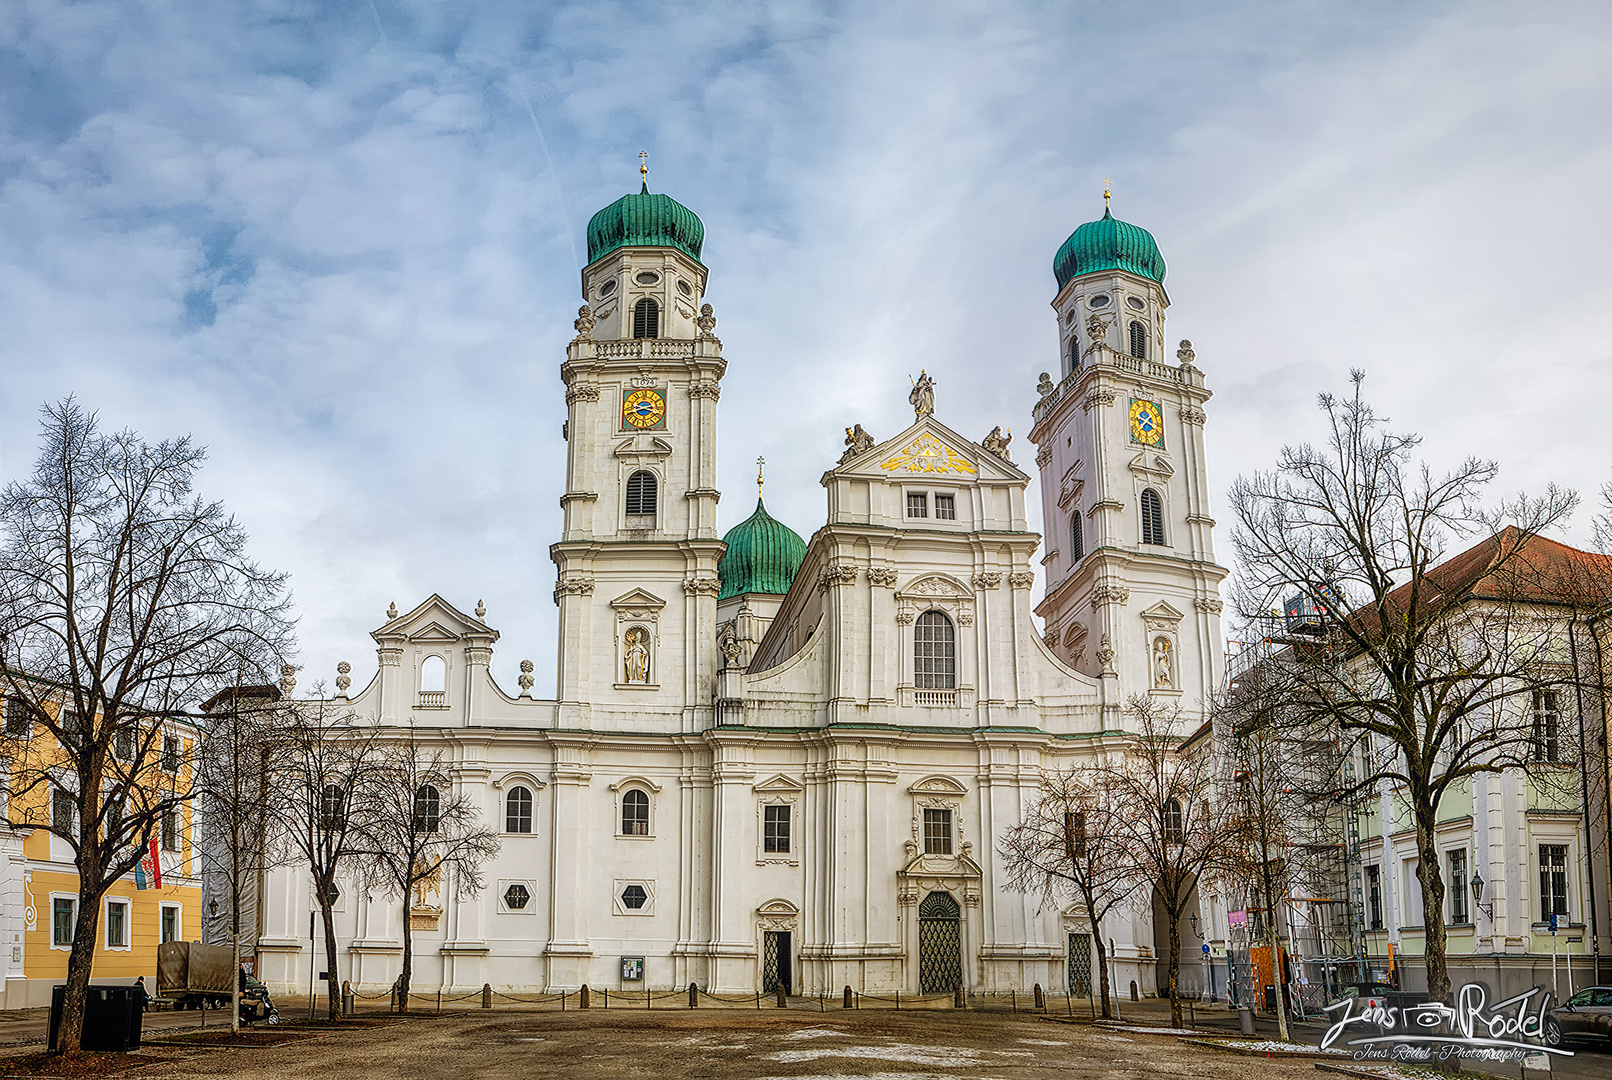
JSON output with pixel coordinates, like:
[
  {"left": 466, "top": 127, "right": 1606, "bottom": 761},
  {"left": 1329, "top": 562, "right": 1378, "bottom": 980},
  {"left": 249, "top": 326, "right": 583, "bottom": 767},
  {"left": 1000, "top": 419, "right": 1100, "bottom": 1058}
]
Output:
[
  {"left": 1097, "top": 1023, "right": 1203, "bottom": 1035},
  {"left": 758, "top": 1075, "right": 1010, "bottom": 1080},
  {"left": 1017, "top": 1037, "right": 1069, "bottom": 1046},
  {"left": 1214, "top": 1038, "right": 1349, "bottom": 1054},
  {"left": 1087, "top": 1034, "right": 1135, "bottom": 1043},
  {"left": 780, "top": 1027, "right": 851, "bottom": 1040},
  {"left": 766, "top": 1044, "right": 1033, "bottom": 1066}
]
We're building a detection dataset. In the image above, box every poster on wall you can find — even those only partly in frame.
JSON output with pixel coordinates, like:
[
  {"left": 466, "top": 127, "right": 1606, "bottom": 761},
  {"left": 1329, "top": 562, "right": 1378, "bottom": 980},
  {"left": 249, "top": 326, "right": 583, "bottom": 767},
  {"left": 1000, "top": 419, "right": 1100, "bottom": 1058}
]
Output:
[{"left": 620, "top": 957, "right": 644, "bottom": 982}]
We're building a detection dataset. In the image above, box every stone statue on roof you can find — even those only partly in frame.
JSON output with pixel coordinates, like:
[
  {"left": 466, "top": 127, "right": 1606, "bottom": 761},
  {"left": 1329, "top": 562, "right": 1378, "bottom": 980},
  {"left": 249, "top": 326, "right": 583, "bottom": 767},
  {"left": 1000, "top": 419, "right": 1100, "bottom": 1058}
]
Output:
[
  {"left": 840, "top": 424, "right": 876, "bottom": 464},
  {"left": 982, "top": 426, "right": 1012, "bottom": 462},
  {"left": 909, "top": 370, "right": 934, "bottom": 418}
]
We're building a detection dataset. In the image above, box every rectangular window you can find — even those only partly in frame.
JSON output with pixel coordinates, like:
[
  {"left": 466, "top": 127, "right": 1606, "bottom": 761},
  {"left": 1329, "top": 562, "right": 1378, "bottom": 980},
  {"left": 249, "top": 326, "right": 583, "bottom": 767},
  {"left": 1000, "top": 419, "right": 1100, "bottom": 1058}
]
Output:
[
  {"left": 763, "top": 804, "right": 791, "bottom": 854},
  {"left": 162, "top": 810, "right": 179, "bottom": 852},
  {"left": 160, "top": 905, "right": 179, "bottom": 944},
  {"left": 1448, "top": 849, "right": 1468, "bottom": 924},
  {"left": 1531, "top": 691, "right": 1560, "bottom": 763},
  {"left": 52, "top": 897, "right": 76, "bottom": 946},
  {"left": 1367, "top": 865, "right": 1383, "bottom": 930},
  {"left": 59, "top": 708, "right": 81, "bottom": 742},
  {"left": 923, "top": 808, "right": 953, "bottom": 855},
  {"left": 933, "top": 494, "right": 956, "bottom": 520},
  {"left": 162, "top": 734, "right": 181, "bottom": 773},
  {"left": 4, "top": 695, "right": 32, "bottom": 737},
  {"left": 114, "top": 726, "right": 134, "bottom": 761},
  {"left": 1065, "top": 811, "right": 1086, "bottom": 859},
  {"left": 51, "top": 790, "right": 75, "bottom": 834},
  {"left": 906, "top": 492, "right": 928, "bottom": 518},
  {"left": 105, "top": 899, "right": 129, "bottom": 948},
  {"left": 1540, "top": 844, "right": 1569, "bottom": 923}
]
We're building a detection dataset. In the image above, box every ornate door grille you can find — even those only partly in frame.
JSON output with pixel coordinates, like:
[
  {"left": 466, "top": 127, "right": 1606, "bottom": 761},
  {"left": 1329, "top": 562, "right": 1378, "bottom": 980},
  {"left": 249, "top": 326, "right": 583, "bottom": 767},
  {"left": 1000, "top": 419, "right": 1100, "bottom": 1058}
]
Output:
[
  {"left": 762, "top": 931, "right": 790, "bottom": 994},
  {"left": 1067, "top": 933, "right": 1092, "bottom": 997},
  {"left": 918, "top": 892, "right": 962, "bottom": 994}
]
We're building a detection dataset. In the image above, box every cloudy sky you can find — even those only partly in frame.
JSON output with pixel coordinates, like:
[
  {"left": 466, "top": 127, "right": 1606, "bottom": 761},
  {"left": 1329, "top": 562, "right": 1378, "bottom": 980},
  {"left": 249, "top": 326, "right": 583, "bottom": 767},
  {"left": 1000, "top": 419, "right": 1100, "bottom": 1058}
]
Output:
[{"left": 2, "top": 1, "right": 1609, "bottom": 697}]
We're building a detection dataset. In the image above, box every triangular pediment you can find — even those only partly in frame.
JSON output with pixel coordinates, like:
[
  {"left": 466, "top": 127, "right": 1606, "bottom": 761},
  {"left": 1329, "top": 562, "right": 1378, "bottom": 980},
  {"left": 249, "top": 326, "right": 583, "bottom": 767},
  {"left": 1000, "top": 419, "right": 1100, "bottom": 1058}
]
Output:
[
  {"left": 1128, "top": 451, "right": 1174, "bottom": 477},
  {"left": 609, "top": 588, "right": 667, "bottom": 610},
  {"left": 827, "top": 416, "right": 1027, "bottom": 483},
  {"left": 1140, "top": 600, "right": 1186, "bottom": 630},
  {"left": 613, "top": 436, "right": 674, "bottom": 458},
  {"left": 374, "top": 593, "right": 498, "bottom": 645},
  {"left": 753, "top": 774, "right": 804, "bottom": 794}
]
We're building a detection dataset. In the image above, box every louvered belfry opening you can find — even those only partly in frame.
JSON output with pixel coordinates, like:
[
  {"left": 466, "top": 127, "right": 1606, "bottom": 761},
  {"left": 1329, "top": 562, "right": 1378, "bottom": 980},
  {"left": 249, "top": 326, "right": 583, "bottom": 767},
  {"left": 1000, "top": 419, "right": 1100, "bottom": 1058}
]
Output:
[
  {"left": 626, "top": 471, "right": 658, "bottom": 516},
  {"left": 632, "top": 297, "right": 659, "bottom": 338},
  {"left": 1128, "top": 319, "right": 1147, "bottom": 359},
  {"left": 1141, "top": 488, "right": 1166, "bottom": 546}
]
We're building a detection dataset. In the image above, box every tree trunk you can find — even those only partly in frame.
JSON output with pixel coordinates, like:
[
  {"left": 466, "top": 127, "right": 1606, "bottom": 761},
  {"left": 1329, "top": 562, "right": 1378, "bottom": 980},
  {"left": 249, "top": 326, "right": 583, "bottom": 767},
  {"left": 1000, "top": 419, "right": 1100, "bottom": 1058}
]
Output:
[
  {"left": 55, "top": 891, "right": 104, "bottom": 1054},
  {"left": 1167, "top": 911, "right": 1183, "bottom": 1028},
  {"left": 230, "top": 865, "right": 241, "bottom": 1035},
  {"left": 398, "top": 898, "right": 414, "bottom": 1013},
  {"left": 1092, "top": 919, "right": 1113, "bottom": 1019},
  {"left": 1414, "top": 813, "right": 1451, "bottom": 1003},
  {"left": 320, "top": 902, "right": 342, "bottom": 1020},
  {"left": 1264, "top": 883, "right": 1290, "bottom": 1041}
]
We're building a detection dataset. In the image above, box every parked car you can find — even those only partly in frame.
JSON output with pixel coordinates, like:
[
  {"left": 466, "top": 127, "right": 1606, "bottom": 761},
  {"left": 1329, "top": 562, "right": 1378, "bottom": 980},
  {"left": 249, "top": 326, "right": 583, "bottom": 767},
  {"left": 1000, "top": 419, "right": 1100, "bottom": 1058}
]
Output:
[{"left": 1547, "top": 986, "right": 1612, "bottom": 1047}]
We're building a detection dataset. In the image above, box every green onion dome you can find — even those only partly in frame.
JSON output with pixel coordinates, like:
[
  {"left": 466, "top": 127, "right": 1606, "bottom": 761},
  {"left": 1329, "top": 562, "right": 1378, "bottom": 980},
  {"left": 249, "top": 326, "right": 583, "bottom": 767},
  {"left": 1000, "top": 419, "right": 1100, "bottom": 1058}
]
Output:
[
  {"left": 585, "top": 183, "right": 705, "bottom": 266},
  {"left": 1053, "top": 207, "right": 1166, "bottom": 289},
  {"left": 718, "top": 499, "right": 807, "bottom": 601}
]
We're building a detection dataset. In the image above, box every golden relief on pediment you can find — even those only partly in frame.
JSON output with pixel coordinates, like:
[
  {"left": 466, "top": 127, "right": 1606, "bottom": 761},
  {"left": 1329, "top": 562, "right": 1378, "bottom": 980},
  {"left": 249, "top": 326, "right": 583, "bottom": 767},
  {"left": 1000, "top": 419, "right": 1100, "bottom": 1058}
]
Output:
[{"left": 879, "top": 434, "right": 977, "bottom": 475}]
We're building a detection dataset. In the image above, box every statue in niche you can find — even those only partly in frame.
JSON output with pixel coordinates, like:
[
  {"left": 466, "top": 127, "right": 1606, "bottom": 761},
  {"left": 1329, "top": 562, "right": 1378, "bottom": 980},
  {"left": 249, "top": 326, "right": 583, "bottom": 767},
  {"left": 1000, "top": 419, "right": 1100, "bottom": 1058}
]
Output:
[
  {"left": 1153, "top": 637, "right": 1174, "bottom": 689},
  {"left": 840, "top": 424, "right": 876, "bottom": 463},
  {"left": 981, "top": 426, "right": 1012, "bottom": 461},
  {"left": 908, "top": 370, "right": 935, "bottom": 417},
  {"left": 624, "top": 626, "right": 651, "bottom": 684}
]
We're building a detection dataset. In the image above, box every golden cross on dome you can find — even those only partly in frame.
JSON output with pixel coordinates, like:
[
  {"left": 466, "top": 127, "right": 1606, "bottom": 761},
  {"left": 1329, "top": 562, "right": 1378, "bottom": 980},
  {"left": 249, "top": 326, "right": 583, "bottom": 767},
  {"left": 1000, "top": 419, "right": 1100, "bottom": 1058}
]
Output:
[
  {"left": 639, "top": 151, "right": 649, "bottom": 189},
  {"left": 1103, "top": 178, "right": 1111, "bottom": 208},
  {"left": 756, "top": 455, "right": 765, "bottom": 493}
]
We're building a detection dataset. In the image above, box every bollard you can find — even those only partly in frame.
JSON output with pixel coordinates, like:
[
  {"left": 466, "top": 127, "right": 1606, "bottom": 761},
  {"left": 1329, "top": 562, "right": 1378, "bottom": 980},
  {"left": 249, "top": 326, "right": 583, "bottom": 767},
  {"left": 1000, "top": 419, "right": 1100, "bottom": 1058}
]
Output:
[
  {"left": 689, "top": 982, "right": 698, "bottom": 1009},
  {"left": 954, "top": 983, "right": 964, "bottom": 1010},
  {"left": 1238, "top": 1006, "right": 1254, "bottom": 1035},
  {"left": 1129, "top": 980, "right": 1139, "bottom": 1002},
  {"left": 579, "top": 984, "right": 590, "bottom": 1009},
  {"left": 1012, "top": 989, "right": 1017, "bottom": 1014},
  {"left": 342, "top": 980, "right": 355, "bottom": 1017},
  {"left": 895, "top": 990, "right": 900, "bottom": 1011},
  {"left": 1034, "top": 983, "right": 1045, "bottom": 1012},
  {"left": 775, "top": 985, "right": 786, "bottom": 1008},
  {"left": 561, "top": 990, "right": 566, "bottom": 1012},
  {"left": 844, "top": 985, "right": 853, "bottom": 1010},
  {"left": 482, "top": 983, "right": 492, "bottom": 1010}
]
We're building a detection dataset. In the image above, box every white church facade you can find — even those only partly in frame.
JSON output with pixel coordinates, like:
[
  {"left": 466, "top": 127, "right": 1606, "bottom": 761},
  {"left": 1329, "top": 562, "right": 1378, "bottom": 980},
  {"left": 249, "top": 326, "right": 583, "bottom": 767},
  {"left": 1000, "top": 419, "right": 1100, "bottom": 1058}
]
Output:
[{"left": 254, "top": 181, "right": 1229, "bottom": 1000}]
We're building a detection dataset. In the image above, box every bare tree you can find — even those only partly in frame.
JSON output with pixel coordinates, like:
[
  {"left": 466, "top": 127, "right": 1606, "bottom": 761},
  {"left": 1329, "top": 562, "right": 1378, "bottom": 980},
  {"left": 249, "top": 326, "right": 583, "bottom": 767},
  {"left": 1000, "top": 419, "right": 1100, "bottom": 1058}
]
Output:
[
  {"left": 0, "top": 400, "right": 293, "bottom": 1053},
  {"left": 1104, "top": 696, "right": 1239, "bottom": 1029},
  {"left": 195, "top": 679, "right": 290, "bottom": 1034},
  {"left": 266, "top": 695, "right": 387, "bottom": 1020},
  {"left": 1000, "top": 767, "right": 1136, "bottom": 1018},
  {"left": 355, "top": 730, "right": 499, "bottom": 1013},
  {"left": 1594, "top": 482, "right": 1612, "bottom": 555},
  {"left": 1227, "top": 371, "right": 1584, "bottom": 1004}
]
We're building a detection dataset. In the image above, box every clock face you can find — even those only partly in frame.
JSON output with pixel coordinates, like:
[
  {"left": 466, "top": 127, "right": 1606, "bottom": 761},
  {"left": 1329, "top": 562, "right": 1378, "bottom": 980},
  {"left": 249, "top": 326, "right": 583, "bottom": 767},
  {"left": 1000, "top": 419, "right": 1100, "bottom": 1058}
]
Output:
[
  {"left": 622, "top": 389, "right": 666, "bottom": 429},
  {"left": 1129, "top": 399, "right": 1164, "bottom": 446}
]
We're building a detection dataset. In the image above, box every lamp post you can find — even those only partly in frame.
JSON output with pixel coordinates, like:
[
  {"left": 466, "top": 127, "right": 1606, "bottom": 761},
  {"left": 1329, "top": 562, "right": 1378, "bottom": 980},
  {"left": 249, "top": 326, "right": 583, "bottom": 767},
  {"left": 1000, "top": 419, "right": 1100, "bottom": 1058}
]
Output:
[{"left": 1470, "top": 870, "right": 1493, "bottom": 921}]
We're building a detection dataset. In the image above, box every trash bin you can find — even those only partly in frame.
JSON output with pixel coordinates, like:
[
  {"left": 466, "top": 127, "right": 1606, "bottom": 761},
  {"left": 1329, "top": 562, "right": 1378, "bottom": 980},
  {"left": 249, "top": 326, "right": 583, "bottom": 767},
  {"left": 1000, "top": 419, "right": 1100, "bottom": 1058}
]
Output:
[
  {"left": 48, "top": 984, "right": 143, "bottom": 1052},
  {"left": 1238, "top": 1006, "right": 1255, "bottom": 1035}
]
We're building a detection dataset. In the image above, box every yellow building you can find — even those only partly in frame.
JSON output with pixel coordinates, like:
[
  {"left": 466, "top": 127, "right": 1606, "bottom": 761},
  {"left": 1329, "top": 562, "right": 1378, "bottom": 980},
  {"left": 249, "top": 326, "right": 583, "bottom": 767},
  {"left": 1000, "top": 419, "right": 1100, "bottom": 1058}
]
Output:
[{"left": 2, "top": 695, "right": 205, "bottom": 1009}]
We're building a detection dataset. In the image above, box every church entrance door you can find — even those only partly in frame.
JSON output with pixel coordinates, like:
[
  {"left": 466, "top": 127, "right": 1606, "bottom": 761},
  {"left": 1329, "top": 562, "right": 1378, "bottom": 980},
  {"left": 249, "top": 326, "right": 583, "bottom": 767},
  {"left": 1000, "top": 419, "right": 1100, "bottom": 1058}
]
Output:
[
  {"left": 918, "top": 892, "right": 962, "bottom": 994},
  {"left": 1067, "top": 933, "right": 1092, "bottom": 997},
  {"left": 762, "top": 931, "right": 791, "bottom": 995}
]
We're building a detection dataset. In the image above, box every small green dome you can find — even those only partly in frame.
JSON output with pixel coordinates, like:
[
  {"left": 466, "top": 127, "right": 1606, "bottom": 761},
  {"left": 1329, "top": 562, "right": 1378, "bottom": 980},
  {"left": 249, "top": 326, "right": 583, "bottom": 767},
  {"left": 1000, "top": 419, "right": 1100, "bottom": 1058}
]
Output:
[
  {"left": 718, "top": 499, "right": 807, "bottom": 601},
  {"left": 1053, "top": 207, "right": 1166, "bottom": 290},
  {"left": 586, "top": 184, "right": 705, "bottom": 266}
]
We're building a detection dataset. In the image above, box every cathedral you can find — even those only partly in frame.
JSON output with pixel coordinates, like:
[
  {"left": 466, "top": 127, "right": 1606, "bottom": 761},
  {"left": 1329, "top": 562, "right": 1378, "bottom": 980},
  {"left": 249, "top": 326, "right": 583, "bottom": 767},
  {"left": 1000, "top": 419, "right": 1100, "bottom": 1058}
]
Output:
[{"left": 253, "top": 177, "right": 1228, "bottom": 1001}]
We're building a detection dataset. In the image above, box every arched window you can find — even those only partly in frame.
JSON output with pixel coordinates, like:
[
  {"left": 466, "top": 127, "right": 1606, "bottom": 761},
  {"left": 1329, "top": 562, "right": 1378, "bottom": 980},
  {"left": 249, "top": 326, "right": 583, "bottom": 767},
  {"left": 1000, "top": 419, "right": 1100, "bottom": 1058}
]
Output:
[
  {"left": 505, "top": 786, "right": 533, "bottom": 833},
  {"left": 412, "top": 784, "right": 440, "bottom": 834},
  {"left": 1066, "top": 335, "right": 1080, "bottom": 375},
  {"left": 319, "top": 784, "right": 346, "bottom": 832},
  {"left": 1069, "top": 516, "right": 1083, "bottom": 563},
  {"left": 914, "top": 611, "right": 956, "bottom": 690},
  {"left": 1128, "top": 320, "right": 1147, "bottom": 359},
  {"left": 1161, "top": 798, "right": 1183, "bottom": 846},
  {"left": 632, "top": 297, "right": 659, "bottom": 339},
  {"left": 420, "top": 655, "right": 445, "bottom": 692},
  {"left": 625, "top": 471, "right": 658, "bottom": 516},
  {"left": 1140, "top": 488, "right": 1166, "bottom": 546},
  {"left": 621, "top": 789, "right": 650, "bottom": 835}
]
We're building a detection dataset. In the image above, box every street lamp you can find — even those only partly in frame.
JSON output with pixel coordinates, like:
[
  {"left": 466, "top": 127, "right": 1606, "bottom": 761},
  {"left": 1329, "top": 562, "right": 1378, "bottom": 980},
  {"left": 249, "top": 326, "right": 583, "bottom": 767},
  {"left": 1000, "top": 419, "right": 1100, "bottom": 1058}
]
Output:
[
  {"left": 1189, "top": 913, "right": 1205, "bottom": 940},
  {"left": 1470, "top": 870, "right": 1493, "bottom": 920}
]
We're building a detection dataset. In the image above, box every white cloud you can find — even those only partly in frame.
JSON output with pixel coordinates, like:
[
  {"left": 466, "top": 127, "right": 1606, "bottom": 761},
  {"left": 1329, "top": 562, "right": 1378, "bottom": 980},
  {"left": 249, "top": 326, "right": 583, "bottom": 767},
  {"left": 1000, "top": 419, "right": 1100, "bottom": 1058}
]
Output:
[{"left": 1, "top": 1, "right": 1609, "bottom": 697}]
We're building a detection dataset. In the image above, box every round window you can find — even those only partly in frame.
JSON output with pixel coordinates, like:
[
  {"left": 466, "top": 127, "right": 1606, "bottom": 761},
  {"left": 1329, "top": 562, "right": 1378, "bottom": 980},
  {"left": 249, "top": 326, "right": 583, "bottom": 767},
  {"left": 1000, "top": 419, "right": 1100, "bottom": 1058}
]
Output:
[
  {"left": 1126, "top": 296, "right": 1146, "bottom": 311},
  {"left": 621, "top": 884, "right": 648, "bottom": 910},
  {"left": 634, "top": 271, "right": 661, "bottom": 286},
  {"left": 1088, "top": 294, "right": 1111, "bottom": 308},
  {"left": 676, "top": 279, "right": 693, "bottom": 297},
  {"left": 503, "top": 883, "right": 530, "bottom": 910},
  {"left": 598, "top": 279, "right": 617, "bottom": 298}
]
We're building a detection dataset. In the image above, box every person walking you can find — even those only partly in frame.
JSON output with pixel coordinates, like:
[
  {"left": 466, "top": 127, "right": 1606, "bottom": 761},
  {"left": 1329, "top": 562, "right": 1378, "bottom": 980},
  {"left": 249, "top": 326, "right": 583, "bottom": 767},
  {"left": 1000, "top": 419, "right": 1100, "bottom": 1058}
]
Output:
[{"left": 132, "top": 976, "right": 150, "bottom": 1012}]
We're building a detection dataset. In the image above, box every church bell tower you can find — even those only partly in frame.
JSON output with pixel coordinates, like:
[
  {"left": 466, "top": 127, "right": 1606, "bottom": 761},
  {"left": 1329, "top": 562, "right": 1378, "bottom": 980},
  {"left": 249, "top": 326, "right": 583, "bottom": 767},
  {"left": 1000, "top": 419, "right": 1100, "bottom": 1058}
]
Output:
[
  {"left": 551, "top": 163, "right": 725, "bottom": 730},
  {"left": 1027, "top": 196, "right": 1226, "bottom": 728}
]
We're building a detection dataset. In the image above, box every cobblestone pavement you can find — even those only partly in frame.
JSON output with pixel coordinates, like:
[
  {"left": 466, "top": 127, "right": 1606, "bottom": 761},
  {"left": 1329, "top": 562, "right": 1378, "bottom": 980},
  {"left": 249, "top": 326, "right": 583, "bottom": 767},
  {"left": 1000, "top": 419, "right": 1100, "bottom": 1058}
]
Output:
[{"left": 106, "top": 1009, "right": 1327, "bottom": 1080}]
